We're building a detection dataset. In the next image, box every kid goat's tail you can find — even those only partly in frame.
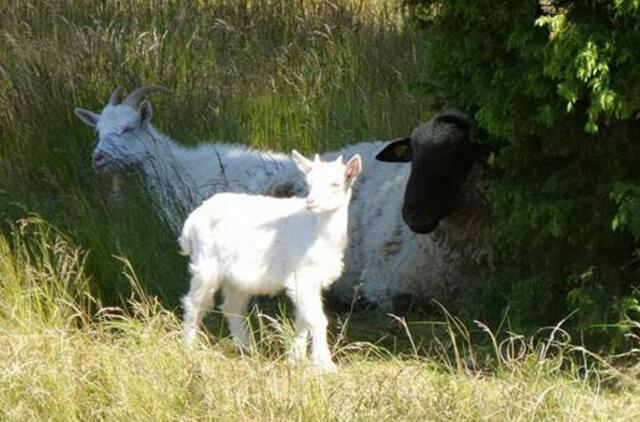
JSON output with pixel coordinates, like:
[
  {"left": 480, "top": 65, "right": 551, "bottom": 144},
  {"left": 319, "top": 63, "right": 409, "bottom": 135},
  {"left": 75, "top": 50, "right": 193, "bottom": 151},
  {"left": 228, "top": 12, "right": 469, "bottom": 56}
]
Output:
[{"left": 178, "top": 214, "right": 195, "bottom": 256}]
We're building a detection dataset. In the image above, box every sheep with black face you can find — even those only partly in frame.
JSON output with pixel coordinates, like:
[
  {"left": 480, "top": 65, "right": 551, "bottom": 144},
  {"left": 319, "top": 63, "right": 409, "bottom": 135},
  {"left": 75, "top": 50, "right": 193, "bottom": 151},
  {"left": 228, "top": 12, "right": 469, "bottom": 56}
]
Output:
[
  {"left": 329, "top": 110, "right": 492, "bottom": 310},
  {"left": 376, "top": 110, "right": 491, "bottom": 234}
]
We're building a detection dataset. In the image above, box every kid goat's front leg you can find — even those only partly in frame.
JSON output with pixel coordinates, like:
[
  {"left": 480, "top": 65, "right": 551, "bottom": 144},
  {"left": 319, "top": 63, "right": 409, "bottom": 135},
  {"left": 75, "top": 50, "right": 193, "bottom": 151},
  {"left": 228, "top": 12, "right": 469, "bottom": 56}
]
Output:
[{"left": 291, "top": 285, "right": 336, "bottom": 372}]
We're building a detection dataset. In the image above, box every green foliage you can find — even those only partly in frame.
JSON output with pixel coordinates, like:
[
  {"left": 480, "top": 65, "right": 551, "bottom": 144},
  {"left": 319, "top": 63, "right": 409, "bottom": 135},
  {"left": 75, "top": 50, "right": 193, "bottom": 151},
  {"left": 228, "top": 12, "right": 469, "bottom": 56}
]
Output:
[{"left": 409, "top": 0, "right": 640, "bottom": 346}]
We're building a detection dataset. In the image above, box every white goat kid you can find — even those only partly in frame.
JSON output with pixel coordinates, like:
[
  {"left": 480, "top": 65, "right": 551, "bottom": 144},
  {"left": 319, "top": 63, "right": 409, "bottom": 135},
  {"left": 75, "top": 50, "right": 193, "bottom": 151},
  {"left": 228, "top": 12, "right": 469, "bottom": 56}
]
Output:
[
  {"left": 74, "top": 86, "right": 306, "bottom": 232},
  {"left": 179, "top": 150, "right": 362, "bottom": 371}
]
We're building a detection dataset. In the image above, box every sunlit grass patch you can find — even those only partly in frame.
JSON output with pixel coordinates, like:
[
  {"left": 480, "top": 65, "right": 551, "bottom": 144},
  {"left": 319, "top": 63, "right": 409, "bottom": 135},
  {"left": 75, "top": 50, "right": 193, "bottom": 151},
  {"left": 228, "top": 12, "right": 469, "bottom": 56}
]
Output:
[{"left": 1, "top": 220, "right": 640, "bottom": 420}]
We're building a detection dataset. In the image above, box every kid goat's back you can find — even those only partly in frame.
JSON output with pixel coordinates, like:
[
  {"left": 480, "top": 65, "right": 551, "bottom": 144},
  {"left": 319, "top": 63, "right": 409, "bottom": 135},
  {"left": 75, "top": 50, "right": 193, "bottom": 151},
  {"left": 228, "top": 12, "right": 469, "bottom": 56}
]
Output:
[{"left": 179, "top": 150, "right": 362, "bottom": 371}]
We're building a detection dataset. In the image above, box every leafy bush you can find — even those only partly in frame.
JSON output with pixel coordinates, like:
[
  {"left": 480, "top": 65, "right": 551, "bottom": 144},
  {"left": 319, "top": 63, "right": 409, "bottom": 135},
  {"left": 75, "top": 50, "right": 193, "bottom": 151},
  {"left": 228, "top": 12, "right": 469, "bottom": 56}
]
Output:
[{"left": 408, "top": 0, "right": 640, "bottom": 346}]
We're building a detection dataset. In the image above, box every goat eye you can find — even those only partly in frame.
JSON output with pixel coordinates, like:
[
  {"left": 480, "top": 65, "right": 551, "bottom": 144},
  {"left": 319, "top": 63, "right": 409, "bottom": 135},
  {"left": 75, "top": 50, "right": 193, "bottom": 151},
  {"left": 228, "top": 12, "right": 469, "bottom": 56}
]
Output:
[
  {"left": 122, "top": 127, "right": 133, "bottom": 134},
  {"left": 331, "top": 182, "right": 341, "bottom": 189}
]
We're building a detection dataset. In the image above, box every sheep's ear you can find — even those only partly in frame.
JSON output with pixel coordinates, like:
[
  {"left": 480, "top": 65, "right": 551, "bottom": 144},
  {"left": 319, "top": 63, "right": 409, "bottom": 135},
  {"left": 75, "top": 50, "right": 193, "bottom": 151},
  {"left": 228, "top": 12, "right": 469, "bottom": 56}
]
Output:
[
  {"left": 376, "top": 137, "right": 412, "bottom": 162},
  {"left": 138, "top": 100, "right": 153, "bottom": 126},
  {"left": 345, "top": 154, "right": 362, "bottom": 185},
  {"left": 292, "top": 150, "right": 314, "bottom": 173},
  {"left": 74, "top": 107, "right": 100, "bottom": 128}
]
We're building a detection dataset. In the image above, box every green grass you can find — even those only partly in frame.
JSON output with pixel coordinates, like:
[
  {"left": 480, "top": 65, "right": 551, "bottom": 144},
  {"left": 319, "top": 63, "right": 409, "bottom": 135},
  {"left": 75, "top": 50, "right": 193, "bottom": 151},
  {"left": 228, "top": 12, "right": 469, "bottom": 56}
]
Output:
[
  {"left": 1, "top": 219, "right": 639, "bottom": 420},
  {"left": 2, "top": 1, "right": 640, "bottom": 418},
  {"left": 0, "top": 0, "right": 432, "bottom": 304}
]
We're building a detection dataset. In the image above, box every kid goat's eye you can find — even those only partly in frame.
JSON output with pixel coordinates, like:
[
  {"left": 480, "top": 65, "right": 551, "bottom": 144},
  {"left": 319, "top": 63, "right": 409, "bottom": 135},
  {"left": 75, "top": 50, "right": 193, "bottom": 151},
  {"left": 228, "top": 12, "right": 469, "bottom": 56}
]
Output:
[{"left": 331, "top": 182, "right": 341, "bottom": 188}]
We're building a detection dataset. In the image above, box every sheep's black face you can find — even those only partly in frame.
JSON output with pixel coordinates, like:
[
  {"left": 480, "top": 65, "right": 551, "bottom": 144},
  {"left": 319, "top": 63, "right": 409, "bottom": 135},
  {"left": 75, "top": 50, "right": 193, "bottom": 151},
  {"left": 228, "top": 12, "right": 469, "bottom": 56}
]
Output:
[
  {"left": 401, "top": 141, "right": 463, "bottom": 232},
  {"left": 376, "top": 112, "right": 486, "bottom": 234}
]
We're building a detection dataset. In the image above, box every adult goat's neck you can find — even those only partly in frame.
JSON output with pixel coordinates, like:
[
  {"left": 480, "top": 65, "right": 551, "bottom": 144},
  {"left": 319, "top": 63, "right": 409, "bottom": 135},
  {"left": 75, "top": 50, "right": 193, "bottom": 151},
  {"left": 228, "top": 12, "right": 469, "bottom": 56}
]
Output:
[{"left": 136, "top": 125, "right": 198, "bottom": 230}]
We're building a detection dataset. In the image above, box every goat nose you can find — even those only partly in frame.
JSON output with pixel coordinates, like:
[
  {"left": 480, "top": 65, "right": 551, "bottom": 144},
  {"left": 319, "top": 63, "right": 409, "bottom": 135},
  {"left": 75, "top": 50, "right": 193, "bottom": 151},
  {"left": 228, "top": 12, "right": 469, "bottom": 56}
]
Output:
[{"left": 92, "top": 150, "right": 109, "bottom": 168}]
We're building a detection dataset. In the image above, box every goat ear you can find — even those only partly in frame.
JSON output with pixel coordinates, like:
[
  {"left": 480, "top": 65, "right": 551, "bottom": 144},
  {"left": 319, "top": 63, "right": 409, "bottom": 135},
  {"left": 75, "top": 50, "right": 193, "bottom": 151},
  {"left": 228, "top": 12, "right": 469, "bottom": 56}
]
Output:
[
  {"left": 376, "top": 137, "right": 412, "bottom": 162},
  {"left": 74, "top": 108, "right": 100, "bottom": 128},
  {"left": 292, "top": 150, "right": 314, "bottom": 173},
  {"left": 345, "top": 154, "right": 362, "bottom": 185},
  {"left": 138, "top": 100, "right": 153, "bottom": 125}
]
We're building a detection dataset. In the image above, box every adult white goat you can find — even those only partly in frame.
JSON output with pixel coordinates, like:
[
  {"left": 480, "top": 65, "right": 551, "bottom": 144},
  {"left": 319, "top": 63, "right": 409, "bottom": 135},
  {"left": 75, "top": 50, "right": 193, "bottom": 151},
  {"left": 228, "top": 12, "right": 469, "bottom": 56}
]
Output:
[
  {"left": 179, "top": 151, "right": 362, "bottom": 371},
  {"left": 74, "top": 86, "right": 306, "bottom": 232}
]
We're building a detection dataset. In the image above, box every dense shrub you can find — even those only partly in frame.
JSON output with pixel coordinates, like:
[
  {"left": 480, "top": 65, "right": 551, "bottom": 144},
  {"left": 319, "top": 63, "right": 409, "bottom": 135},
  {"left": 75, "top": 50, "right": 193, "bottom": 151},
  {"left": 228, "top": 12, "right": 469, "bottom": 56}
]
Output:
[{"left": 408, "top": 0, "right": 640, "bottom": 346}]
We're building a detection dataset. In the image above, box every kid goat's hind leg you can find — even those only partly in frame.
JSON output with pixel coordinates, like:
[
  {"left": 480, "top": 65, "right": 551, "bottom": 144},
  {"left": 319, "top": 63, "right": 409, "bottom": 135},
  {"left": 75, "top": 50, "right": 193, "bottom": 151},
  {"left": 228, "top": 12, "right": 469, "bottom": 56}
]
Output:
[
  {"left": 288, "top": 306, "right": 310, "bottom": 364},
  {"left": 221, "top": 286, "right": 252, "bottom": 351},
  {"left": 182, "top": 263, "right": 220, "bottom": 344}
]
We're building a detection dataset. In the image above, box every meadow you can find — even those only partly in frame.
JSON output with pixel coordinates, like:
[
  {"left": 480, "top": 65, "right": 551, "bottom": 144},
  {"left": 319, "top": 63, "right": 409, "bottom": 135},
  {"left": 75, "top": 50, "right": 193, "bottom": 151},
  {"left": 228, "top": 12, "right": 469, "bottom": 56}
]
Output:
[{"left": 1, "top": 0, "right": 639, "bottom": 419}]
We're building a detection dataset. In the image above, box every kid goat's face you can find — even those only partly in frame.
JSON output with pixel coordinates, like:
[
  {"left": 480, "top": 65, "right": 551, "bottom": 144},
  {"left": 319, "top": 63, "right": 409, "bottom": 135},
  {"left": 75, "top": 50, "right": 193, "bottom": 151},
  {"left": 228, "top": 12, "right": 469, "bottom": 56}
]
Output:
[{"left": 291, "top": 150, "right": 362, "bottom": 213}]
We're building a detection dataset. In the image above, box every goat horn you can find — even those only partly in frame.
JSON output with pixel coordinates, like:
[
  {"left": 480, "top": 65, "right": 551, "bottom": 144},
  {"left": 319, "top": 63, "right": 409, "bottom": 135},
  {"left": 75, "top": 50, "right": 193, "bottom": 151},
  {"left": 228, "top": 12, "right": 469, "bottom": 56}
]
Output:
[
  {"left": 108, "top": 87, "right": 122, "bottom": 105},
  {"left": 122, "top": 85, "right": 168, "bottom": 107}
]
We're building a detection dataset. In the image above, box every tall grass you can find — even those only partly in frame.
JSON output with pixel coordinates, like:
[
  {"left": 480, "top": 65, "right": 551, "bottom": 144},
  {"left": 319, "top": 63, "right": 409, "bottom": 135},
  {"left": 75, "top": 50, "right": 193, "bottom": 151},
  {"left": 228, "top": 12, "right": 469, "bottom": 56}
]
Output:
[
  {"left": 0, "top": 0, "right": 431, "bottom": 304},
  {"left": 1, "top": 219, "right": 639, "bottom": 420}
]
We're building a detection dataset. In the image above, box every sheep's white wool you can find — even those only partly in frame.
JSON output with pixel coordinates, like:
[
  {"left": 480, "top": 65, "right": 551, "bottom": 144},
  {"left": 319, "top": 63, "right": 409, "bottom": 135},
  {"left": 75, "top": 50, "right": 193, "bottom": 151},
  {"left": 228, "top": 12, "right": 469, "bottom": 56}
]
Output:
[{"left": 179, "top": 152, "right": 362, "bottom": 371}]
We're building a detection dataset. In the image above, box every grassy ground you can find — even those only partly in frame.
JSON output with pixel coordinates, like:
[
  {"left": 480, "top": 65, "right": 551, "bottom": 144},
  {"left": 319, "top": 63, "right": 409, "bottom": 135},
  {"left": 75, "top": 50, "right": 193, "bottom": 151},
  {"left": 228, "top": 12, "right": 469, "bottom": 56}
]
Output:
[
  {"left": 2, "top": 219, "right": 639, "bottom": 420},
  {"left": 2, "top": 1, "right": 640, "bottom": 419}
]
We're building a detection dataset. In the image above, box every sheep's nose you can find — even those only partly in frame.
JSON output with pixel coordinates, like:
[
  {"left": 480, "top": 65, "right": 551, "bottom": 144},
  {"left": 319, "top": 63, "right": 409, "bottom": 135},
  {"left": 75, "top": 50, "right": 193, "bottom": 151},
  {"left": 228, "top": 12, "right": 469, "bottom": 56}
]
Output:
[{"left": 402, "top": 206, "right": 438, "bottom": 234}]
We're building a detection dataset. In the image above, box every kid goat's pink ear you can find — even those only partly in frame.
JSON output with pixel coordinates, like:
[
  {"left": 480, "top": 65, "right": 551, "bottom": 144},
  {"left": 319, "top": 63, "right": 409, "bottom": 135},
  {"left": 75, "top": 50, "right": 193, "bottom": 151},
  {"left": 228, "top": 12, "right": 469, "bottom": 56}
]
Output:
[{"left": 345, "top": 154, "right": 362, "bottom": 184}]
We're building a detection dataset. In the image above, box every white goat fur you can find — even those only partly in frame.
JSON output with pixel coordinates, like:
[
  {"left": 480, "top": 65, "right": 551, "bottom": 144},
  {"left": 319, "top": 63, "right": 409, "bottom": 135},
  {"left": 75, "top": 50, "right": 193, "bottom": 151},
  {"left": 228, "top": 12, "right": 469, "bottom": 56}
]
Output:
[{"left": 179, "top": 151, "right": 362, "bottom": 371}]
